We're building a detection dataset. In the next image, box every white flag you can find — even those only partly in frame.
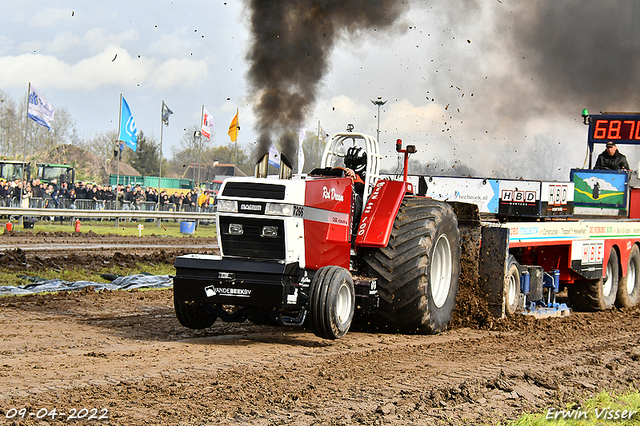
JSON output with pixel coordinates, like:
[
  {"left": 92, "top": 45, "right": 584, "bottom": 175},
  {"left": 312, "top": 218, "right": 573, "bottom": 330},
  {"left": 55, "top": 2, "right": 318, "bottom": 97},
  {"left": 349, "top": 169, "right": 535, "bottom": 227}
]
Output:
[
  {"left": 201, "top": 107, "right": 214, "bottom": 139},
  {"left": 28, "top": 86, "right": 54, "bottom": 130},
  {"left": 268, "top": 145, "right": 280, "bottom": 168}
]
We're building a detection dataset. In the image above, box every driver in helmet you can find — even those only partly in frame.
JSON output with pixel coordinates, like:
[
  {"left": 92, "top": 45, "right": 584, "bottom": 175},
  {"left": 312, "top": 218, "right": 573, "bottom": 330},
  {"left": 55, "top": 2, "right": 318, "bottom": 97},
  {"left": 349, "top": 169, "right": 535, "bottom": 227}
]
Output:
[
  {"left": 343, "top": 146, "right": 367, "bottom": 242},
  {"left": 343, "top": 146, "right": 366, "bottom": 197}
]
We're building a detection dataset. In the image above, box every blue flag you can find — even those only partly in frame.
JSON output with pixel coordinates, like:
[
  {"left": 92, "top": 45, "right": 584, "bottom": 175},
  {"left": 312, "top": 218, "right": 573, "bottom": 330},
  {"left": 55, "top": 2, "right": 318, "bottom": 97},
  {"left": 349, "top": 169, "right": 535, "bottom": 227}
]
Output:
[
  {"left": 119, "top": 96, "right": 138, "bottom": 151},
  {"left": 28, "top": 86, "right": 54, "bottom": 130}
]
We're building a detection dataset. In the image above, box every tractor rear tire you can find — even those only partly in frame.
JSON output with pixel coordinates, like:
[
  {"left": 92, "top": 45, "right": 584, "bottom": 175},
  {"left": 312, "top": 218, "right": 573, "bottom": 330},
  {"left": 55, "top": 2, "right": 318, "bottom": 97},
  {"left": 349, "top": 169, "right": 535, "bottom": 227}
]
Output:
[
  {"left": 174, "top": 296, "right": 217, "bottom": 329},
  {"left": 505, "top": 256, "right": 521, "bottom": 316},
  {"left": 362, "top": 198, "right": 460, "bottom": 334},
  {"left": 569, "top": 248, "right": 619, "bottom": 311},
  {"left": 617, "top": 245, "right": 640, "bottom": 308},
  {"left": 309, "top": 266, "right": 355, "bottom": 340}
]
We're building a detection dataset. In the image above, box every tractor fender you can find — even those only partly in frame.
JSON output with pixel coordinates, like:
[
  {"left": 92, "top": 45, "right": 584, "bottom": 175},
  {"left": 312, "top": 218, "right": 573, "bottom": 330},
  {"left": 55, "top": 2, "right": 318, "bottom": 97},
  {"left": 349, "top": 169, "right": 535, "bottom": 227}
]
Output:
[{"left": 355, "top": 180, "right": 414, "bottom": 247}]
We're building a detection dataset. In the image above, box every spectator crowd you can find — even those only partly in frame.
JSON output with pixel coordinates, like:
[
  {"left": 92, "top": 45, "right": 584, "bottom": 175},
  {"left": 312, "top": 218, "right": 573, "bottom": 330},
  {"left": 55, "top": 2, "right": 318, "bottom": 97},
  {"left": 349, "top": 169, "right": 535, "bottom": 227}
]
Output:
[{"left": 0, "top": 178, "right": 215, "bottom": 212}]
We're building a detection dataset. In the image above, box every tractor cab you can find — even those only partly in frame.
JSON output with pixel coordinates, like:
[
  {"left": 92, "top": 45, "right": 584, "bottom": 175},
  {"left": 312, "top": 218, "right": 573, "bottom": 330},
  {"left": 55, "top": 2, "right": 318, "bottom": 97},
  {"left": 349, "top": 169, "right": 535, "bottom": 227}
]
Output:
[{"left": 317, "top": 130, "right": 382, "bottom": 211}]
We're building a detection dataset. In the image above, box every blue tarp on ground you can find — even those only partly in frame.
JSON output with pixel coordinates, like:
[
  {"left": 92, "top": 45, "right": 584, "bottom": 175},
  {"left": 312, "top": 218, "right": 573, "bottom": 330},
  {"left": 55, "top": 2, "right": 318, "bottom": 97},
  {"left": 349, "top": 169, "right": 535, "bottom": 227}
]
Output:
[{"left": 0, "top": 274, "right": 173, "bottom": 296}]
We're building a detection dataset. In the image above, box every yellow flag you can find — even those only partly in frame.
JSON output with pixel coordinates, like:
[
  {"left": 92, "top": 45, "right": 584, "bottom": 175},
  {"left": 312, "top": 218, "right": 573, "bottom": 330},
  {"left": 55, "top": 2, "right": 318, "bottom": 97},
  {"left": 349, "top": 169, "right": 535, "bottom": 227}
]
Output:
[{"left": 228, "top": 109, "right": 239, "bottom": 142}]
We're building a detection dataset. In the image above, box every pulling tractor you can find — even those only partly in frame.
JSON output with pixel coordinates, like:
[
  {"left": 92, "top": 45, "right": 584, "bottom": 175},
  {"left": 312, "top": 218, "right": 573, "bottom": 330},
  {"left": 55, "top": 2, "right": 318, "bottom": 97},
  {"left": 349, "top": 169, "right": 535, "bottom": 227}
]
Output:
[{"left": 173, "top": 130, "right": 462, "bottom": 339}]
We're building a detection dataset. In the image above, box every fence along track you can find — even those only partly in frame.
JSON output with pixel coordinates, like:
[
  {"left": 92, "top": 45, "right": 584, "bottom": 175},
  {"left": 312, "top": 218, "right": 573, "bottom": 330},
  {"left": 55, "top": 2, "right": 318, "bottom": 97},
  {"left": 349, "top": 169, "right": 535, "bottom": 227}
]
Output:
[{"left": 0, "top": 206, "right": 215, "bottom": 226}]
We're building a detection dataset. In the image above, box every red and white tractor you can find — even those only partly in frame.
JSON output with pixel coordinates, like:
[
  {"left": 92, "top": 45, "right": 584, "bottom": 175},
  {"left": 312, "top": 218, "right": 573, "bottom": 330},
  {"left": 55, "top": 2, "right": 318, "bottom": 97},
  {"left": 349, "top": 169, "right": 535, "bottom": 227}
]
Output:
[{"left": 173, "top": 130, "right": 461, "bottom": 339}]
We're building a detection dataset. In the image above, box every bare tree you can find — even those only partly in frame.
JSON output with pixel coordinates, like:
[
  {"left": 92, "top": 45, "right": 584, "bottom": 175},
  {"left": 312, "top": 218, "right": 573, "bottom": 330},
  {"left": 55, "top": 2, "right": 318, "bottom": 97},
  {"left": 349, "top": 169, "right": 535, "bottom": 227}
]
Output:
[
  {"left": 494, "top": 144, "right": 526, "bottom": 179},
  {"left": 524, "top": 135, "right": 569, "bottom": 181},
  {"left": 0, "top": 91, "right": 21, "bottom": 158}
]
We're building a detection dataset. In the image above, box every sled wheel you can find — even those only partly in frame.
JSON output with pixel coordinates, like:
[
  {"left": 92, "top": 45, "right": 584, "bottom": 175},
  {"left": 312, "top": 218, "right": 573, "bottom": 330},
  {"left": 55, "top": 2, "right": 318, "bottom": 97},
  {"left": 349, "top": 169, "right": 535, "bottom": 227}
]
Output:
[
  {"left": 363, "top": 198, "right": 460, "bottom": 334},
  {"left": 505, "top": 256, "right": 521, "bottom": 316},
  {"left": 174, "top": 295, "right": 217, "bottom": 329},
  {"left": 617, "top": 245, "right": 640, "bottom": 308},
  {"left": 309, "top": 266, "right": 355, "bottom": 339},
  {"left": 570, "top": 247, "right": 619, "bottom": 311},
  {"left": 247, "top": 307, "right": 279, "bottom": 326}
]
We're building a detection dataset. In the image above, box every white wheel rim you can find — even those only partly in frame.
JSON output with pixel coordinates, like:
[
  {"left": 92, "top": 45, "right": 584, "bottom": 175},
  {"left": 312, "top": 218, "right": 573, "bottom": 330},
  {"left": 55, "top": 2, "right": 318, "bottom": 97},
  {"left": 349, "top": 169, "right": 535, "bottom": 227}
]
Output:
[
  {"left": 431, "top": 234, "right": 452, "bottom": 309},
  {"left": 603, "top": 261, "right": 614, "bottom": 297},
  {"left": 335, "top": 282, "right": 352, "bottom": 326},
  {"left": 627, "top": 258, "right": 636, "bottom": 295},
  {"left": 507, "top": 271, "right": 518, "bottom": 308}
]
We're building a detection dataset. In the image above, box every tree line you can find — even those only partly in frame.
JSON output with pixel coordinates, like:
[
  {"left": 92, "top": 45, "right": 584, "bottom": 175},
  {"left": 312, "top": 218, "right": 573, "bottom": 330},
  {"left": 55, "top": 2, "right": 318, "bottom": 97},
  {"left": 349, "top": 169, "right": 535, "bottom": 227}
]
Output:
[{"left": 0, "top": 90, "right": 334, "bottom": 184}]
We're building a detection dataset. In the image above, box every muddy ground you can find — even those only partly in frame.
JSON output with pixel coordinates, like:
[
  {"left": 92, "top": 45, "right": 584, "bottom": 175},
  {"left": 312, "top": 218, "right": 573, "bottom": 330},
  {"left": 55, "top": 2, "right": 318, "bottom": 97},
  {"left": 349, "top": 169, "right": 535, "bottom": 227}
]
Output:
[{"left": 1, "top": 231, "right": 640, "bottom": 425}]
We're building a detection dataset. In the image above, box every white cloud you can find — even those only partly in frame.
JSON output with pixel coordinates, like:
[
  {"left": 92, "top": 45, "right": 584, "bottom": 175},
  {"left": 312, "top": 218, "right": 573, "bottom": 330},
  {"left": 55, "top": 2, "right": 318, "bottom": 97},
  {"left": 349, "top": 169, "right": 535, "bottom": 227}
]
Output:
[
  {"left": 0, "top": 47, "right": 153, "bottom": 90},
  {"left": 17, "top": 40, "right": 42, "bottom": 54},
  {"left": 384, "top": 99, "right": 446, "bottom": 135},
  {"left": 49, "top": 31, "right": 81, "bottom": 53},
  {"left": 83, "top": 28, "right": 138, "bottom": 53},
  {"left": 30, "top": 8, "right": 74, "bottom": 28},
  {"left": 72, "top": 47, "right": 153, "bottom": 88},
  {"left": 147, "top": 28, "right": 196, "bottom": 57},
  {"left": 330, "top": 95, "right": 370, "bottom": 119},
  {"left": 149, "top": 58, "right": 209, "bottom": 90}
]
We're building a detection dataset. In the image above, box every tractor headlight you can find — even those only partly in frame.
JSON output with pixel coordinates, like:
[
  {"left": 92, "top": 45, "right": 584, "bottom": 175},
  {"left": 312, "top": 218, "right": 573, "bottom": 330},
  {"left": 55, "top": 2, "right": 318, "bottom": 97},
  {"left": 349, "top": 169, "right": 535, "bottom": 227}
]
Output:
[
  {"left": 229, "top": 223, "right": 244, "bottom": 235},
  {"left": 265, "top": 203, "right": 293, "bottom": 216},
  {"left": 217, "top": 200, "right": 238, "bottom": 212},
  {"left": 261, "top": 225, "right": 279, "bottom": 238}
]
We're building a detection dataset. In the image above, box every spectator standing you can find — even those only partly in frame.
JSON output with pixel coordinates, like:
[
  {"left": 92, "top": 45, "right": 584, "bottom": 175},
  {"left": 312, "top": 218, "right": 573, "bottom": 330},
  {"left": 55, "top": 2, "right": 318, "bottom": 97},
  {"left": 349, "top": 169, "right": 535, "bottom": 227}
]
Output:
[
  {"left": 123, "top": 185, "right": 134, "bottom": 210},
  {"left": 169, "top": 191, "right": 182, "bottom": 211},
  {"left": 68, "top": 187, "right": 77, "bottom": 208},
  {"left": 197, "top": 190, "right": 210, "bottom": 211},
  {"left": 159, "top": 190, "right": 169, "bottom": 211},
  {"left": 145, "top": 187, "right": 158, "bottom": 210},
  {"left": 20, "top": 182, "right": 31, "bottom": 209},
  {"left": 133, "top": 185, "right": 145, "bottom": 210}
]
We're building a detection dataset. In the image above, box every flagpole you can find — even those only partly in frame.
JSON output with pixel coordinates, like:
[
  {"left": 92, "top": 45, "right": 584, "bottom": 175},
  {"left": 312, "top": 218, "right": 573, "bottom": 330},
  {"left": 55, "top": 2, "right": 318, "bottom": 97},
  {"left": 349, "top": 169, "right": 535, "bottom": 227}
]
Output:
[
  {"left": 116, "top": 94, "right": 123, "bottom": 210},
  {"left": 118, "top": 94, "right": 122, "bottom": 137},
  {"left": 158, "top": 101, "right": 165, "bottom": 211},
  {"left": 198, "top": 105, "right": 204, "bottom": 191},
  {"left": 20, "top": 82, "right": 31, "bottom": 208},
  {"left": 317, "top": 120, "right": 321, "bottom": 167},
  {"left": 234, "top": 108, "right": 238, "bottom": 165}
]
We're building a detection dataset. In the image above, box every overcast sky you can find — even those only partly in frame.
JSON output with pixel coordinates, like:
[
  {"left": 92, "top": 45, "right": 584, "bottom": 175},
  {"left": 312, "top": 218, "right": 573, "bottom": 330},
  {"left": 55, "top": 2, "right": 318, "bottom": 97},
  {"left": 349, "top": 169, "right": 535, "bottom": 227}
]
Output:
[{"left": 1, "top": 1, "right": 638, "bottom": 179}]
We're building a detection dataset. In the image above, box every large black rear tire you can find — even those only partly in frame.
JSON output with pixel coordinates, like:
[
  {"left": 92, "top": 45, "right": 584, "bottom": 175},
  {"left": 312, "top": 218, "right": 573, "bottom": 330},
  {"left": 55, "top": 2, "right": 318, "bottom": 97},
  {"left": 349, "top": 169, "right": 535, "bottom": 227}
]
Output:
[
  {"left": 309, "top": 266, "right": 355, "bottom": 339},
  {"left": 174, "top": 295, "right": 217, "bottom": 329},
  {"left": 362, "top": 198, "right": 460, "bottom": 334},
  {"left": 569, "top": 248, "right": 619, "bottom": 311}
]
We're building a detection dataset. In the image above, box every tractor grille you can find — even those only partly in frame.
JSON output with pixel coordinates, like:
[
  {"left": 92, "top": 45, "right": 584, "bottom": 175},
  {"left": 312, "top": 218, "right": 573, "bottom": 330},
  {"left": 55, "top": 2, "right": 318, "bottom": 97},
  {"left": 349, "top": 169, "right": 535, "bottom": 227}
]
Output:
[
  {"left": 219, "top": 216, "right": 285, "bottom": 260},
  {"left": 222, "top": 182, "right": 286, "bottom": 200}
]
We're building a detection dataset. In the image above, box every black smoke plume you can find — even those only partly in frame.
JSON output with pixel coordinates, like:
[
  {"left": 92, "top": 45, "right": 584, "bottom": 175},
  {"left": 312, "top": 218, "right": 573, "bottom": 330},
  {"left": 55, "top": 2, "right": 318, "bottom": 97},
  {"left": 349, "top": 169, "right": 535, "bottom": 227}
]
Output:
[
  {"left": 246, "top": 0, "right": 408, "bottom": 163},
  {"left": 503, "top": 0, "right": 640, "bottom": 113}
]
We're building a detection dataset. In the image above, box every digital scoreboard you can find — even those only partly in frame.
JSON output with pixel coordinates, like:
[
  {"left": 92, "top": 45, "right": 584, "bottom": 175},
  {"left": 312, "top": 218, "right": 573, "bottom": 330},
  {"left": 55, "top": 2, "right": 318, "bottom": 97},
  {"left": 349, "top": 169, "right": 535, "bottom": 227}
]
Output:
[{"left": 588, "top": 113, "right": 640, "bottom": 145}]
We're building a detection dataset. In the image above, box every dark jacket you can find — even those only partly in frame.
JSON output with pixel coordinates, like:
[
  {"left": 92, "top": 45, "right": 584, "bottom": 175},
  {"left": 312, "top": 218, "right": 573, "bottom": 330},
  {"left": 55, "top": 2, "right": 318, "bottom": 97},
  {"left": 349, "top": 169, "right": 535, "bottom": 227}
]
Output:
[{"left": 595, "top": 150, "right": 630, "bottom": 171}]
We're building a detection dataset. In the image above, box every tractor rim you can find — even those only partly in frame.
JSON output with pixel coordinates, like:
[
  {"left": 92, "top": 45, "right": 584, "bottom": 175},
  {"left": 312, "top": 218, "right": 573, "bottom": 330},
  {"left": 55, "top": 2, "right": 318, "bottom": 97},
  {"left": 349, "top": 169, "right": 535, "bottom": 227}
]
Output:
[
  {"left": 431, "top": 234, "right": 452, "bottom": 309},
  {"left": 335, "top": 281, "right": 352, "bottom": 326},
  {"left": 603, "top": 261, "right": 614, "bottom": 297},
  {"left": 627, "top": 258, "right": 636, "bottom": 295},
  {"left": 507, "top": 272, "right": 518, "bottom": 308}
]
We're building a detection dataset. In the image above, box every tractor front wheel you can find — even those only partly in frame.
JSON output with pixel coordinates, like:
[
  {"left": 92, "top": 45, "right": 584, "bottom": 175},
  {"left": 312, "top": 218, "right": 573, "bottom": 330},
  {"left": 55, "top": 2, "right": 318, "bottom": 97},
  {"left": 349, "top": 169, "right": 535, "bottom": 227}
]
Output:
[
  {"left": 309, "top": 266, "right": 355, "bottom": 339},
  {"left": 174, "top": 297, "right": 217, "bottom": 329},
  {"left": 363, "top": 198, "right": 460, "bottom": 334}
]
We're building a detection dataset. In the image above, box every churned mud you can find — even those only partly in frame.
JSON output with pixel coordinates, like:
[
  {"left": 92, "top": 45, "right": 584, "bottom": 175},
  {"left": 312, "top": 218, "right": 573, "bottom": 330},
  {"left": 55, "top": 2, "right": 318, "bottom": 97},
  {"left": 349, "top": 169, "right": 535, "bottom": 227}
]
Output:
[{"left": 1, "top": 232, "right": 639, "bottom": 425}]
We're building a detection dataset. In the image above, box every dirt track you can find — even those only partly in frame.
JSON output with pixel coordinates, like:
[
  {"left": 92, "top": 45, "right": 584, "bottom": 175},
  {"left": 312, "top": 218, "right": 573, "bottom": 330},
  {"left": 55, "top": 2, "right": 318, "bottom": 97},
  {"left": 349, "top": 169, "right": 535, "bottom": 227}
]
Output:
[{"left": 1, "top": 232, "right": 640, "bottom": 425}]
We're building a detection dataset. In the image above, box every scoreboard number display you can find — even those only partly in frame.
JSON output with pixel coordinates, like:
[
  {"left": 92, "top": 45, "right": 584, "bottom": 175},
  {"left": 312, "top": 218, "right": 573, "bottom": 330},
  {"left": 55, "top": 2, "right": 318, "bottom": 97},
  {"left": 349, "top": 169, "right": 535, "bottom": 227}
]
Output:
[{"left": 588, "top": 114, "right": 640, "bottom": 144}]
